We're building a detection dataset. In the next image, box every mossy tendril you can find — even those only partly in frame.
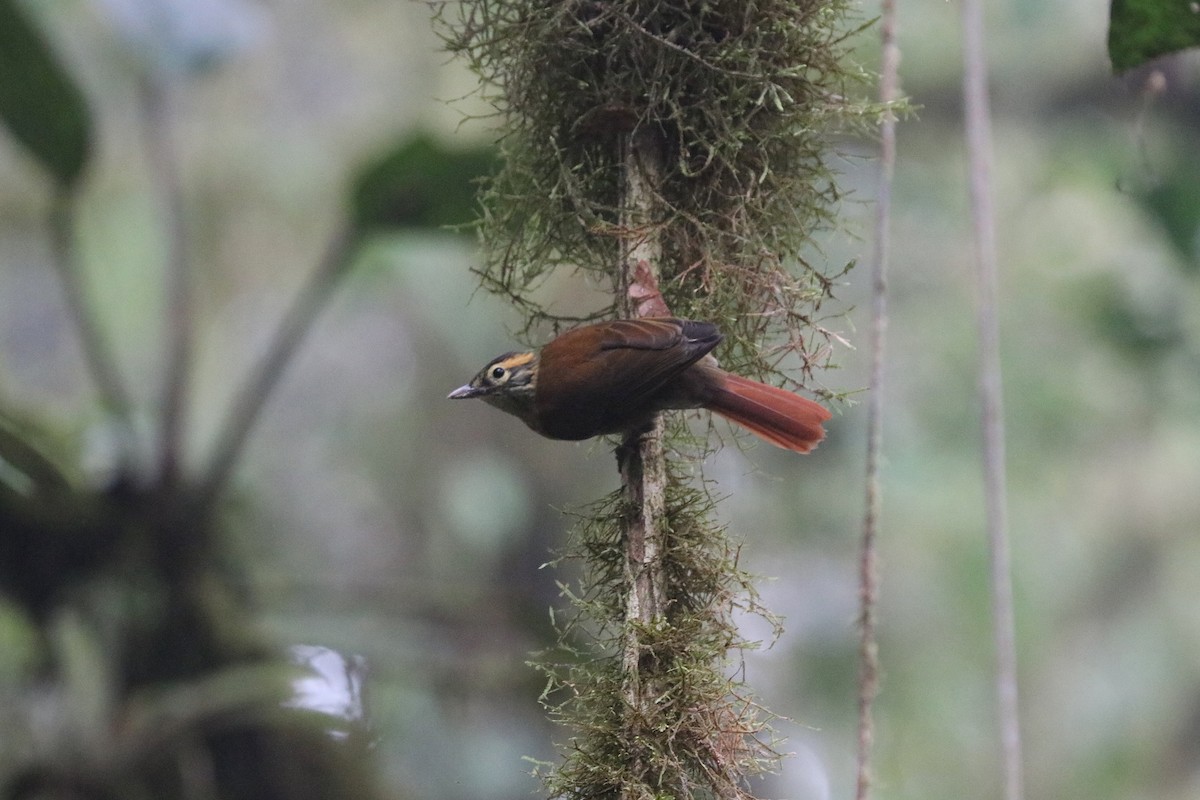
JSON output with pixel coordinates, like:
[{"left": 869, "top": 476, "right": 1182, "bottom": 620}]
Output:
[{"left": 533, "top": 453, "right": 785, "bottom": 800}]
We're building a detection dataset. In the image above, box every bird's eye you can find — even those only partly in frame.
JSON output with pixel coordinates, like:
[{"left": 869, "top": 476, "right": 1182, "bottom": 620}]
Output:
[{"left": 490, "top": 366, "right": 507, "bottom": 381}]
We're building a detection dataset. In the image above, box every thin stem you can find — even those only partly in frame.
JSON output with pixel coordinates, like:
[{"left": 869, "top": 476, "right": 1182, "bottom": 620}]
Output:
[
  {"left": 855, "top": 0, "right": 899, "bottom": 797},
  {"left": 617, "top": 415, "right": 668, "bottom": 678},
  {"left": 47, "top": 190, "right": 138, "bottom": 473},
  {"left": 616, "top": 129, "right": 669, "bottom": 783},
  {"left": 197, "top": 224, "right": 359, "bottom": 510},
  {"left": 138, "top": 75, "right": 193, "bottom": 487},
  {"left": 960, "top": 2, "right": 1025, "bottom": 799}
]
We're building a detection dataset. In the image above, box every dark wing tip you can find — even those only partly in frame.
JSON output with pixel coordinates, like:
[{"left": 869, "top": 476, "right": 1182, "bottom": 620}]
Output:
[{"left": 675, "top": 319, "right": 722, "bottom": 350}]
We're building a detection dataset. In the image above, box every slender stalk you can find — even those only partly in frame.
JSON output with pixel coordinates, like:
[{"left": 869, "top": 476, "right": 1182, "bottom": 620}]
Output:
[
  {"left": 197, "top": 224, "right": 359, "bottom": 510},
  {"left": 617, "top": 414, "right": 668, "bottom": 678},
  {"left": 138, "top": 75, "right": 192, "bottom": 487},
  {"left": 960, "top": 2, "right": 1025, "bottom": 799},
  {"left": 615, "top": 128, "right": 669, "bottom": 772},
  {"left": 855, "top": 0, "right": 899, "bottom": 797},
  {"left": 47, "top": 190, "right": 138, "bottom": 473}
]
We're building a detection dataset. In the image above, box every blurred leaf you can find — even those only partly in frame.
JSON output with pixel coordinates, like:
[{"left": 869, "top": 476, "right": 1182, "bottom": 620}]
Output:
[
  {"left": 0, "top": 597, "right": 40, "bottom": 678},
  {"left": 0, "top": 0, "right": 92, "bottom": 186},
  {"left": 0, "top": 416, "right": 70, "bottom": 500},
  {"left": 350, "top": 132, "right": 496, "bottom": 232},
  {"left": 0, "top": 417, "right": 120, "bottom": 617},
  {"left": 1108, "top": 0, "right": 1200, "bottom": 73},
  {"left": 52, "top": 608, "right": 117, "bottom": 749},
  {"left": 120, "top": 662, "right": 300, "bottom": 761},
  {"left": 1142, "top": 159, "right": 1200, "bottom": 269},
  {"left": 1079, "top": 273, "right": 1182, "bottom": 358}
]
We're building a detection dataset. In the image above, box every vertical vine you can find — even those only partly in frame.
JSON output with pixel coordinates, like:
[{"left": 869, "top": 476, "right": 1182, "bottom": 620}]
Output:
[
  {"left": 856, "top": 0, "right": 901, "bottom": 796},
  {"left": 960, "top": 0, "right": 1025, "bottom": 797},
  {"left": 615, "top": 131, "right": 671, "bottom": 733}
]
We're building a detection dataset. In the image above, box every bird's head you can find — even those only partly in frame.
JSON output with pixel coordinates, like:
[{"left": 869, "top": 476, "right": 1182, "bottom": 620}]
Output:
[{"left": 448, "top": 351, "right": 538, "bottom": 419}]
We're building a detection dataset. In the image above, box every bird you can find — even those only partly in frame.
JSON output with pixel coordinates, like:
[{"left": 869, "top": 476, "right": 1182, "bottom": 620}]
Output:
[{"left": 448, "top": 317, "right": 830, "bottom": 453}]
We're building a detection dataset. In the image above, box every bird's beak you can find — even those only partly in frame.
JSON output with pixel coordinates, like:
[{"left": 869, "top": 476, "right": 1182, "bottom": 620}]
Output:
[{"left": 448, "top": 384, "right": 483, "bottom": 399}]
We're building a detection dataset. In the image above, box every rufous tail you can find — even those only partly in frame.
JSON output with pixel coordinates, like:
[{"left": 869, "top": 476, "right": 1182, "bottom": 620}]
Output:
[{"left": 706, "top": 373, "right": 831, "bottom": 453}]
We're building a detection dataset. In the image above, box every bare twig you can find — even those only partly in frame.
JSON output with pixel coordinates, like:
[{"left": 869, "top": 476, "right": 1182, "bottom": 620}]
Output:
[
  {"left": 47, "top": 190, "right": 138, "bottom": 473},
  {"left": 197, "top": 224, "right": 360, "bottom": 510},
  {"left": 138, "top": 75, "right": 193, "bottom": 487},
  {"left": 960, "top": 2, "right": 1025, "bottom": 799},
  {"left": 855, "top": 0, "right": 900, "bottom": 797},
  {"left": 615, "top": 128, "right": 669, "bottom": 765},
  {"left": 617, "top": 415, "right": 668, "bottom": 677}
]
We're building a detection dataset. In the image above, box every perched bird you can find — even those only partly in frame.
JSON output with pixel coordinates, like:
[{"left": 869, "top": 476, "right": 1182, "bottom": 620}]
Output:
[{"left": 448, "top": 317, "right": 830, "bottom": 453}]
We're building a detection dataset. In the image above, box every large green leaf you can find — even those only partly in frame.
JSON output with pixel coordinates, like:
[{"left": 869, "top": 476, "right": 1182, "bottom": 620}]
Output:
[
  {"left": 1109, "top": 0, "right": 1200, "bottom": 73},
  {"left": 350, "top": 132, "right": 496, "bottom": 232},
  {"left": 0, "top": 0, "right": 92, "bottom": 187}
]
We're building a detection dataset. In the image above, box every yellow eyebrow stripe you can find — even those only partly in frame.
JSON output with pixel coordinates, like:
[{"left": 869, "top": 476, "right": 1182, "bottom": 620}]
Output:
[{"left": 494, "top": 352, "right": 535, "bottom": 370}]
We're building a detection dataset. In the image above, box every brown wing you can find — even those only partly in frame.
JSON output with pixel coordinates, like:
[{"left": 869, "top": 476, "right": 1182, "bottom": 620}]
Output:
[{"left": 534, "top": 318, "right": 722, "bottom": 439}]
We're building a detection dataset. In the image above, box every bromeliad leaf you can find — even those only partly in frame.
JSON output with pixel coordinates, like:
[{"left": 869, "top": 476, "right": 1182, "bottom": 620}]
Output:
[
  {"left": 1108, "top": 0, "right": 1200, "bottom": 73},
  {"left": 0, "top": 1, "right": 92, "bottom": 187}
]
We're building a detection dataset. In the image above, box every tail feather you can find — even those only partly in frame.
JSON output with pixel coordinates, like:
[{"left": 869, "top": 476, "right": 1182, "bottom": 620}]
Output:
[{"left": 706, "top": 373, "right": 831, "bottom": 453}]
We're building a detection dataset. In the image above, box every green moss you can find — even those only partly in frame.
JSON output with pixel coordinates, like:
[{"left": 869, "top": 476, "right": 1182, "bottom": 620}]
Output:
[
  {"left": 534, "top": 453, "right": 783, "bottom": 799},
  {"left": 438, "top": 0, "right": 881, "bottom": 385}
]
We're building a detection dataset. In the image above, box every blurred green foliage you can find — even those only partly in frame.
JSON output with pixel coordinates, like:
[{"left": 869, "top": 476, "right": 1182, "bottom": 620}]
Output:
[
  {"left": 352, "top": 132, "right": 497, "bottom": 232},
  {"left": 1108, "top": 0, "right": 1200, "bottom": 73},
  {"left": 1139, "top": 146, "right": 1200, "bottom": 270},
  {"left": 0, "top": 3, "right": 389, "bottom": 798},
  {"left": 0, "top": 0, "right": 91, "bottom": 186}
]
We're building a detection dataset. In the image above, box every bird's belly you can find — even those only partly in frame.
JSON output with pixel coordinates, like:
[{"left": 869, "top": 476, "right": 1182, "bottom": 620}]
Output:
[
  {"left": 534, "top": 383, "right": 706, "bottom": 441},
  {"left": 534, "top": 397, "right": 649, "bottom": 440}
]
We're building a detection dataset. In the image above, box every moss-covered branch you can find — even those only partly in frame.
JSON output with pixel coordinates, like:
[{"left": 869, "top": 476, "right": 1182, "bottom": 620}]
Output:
[
  {"left": 536, "top": 469, "right": 783, "bottom": 800},
  {"left": 438, "top": 1, "right": 879, "bottom": 797}
]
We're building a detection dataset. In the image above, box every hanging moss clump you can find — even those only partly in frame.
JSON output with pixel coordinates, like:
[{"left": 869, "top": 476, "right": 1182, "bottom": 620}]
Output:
[
  {"left": 535, "top": 456, "right": 784, "bottom": 800},
  {"left": 438, "top": 0, "right": 879, "bottom": 385}
]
